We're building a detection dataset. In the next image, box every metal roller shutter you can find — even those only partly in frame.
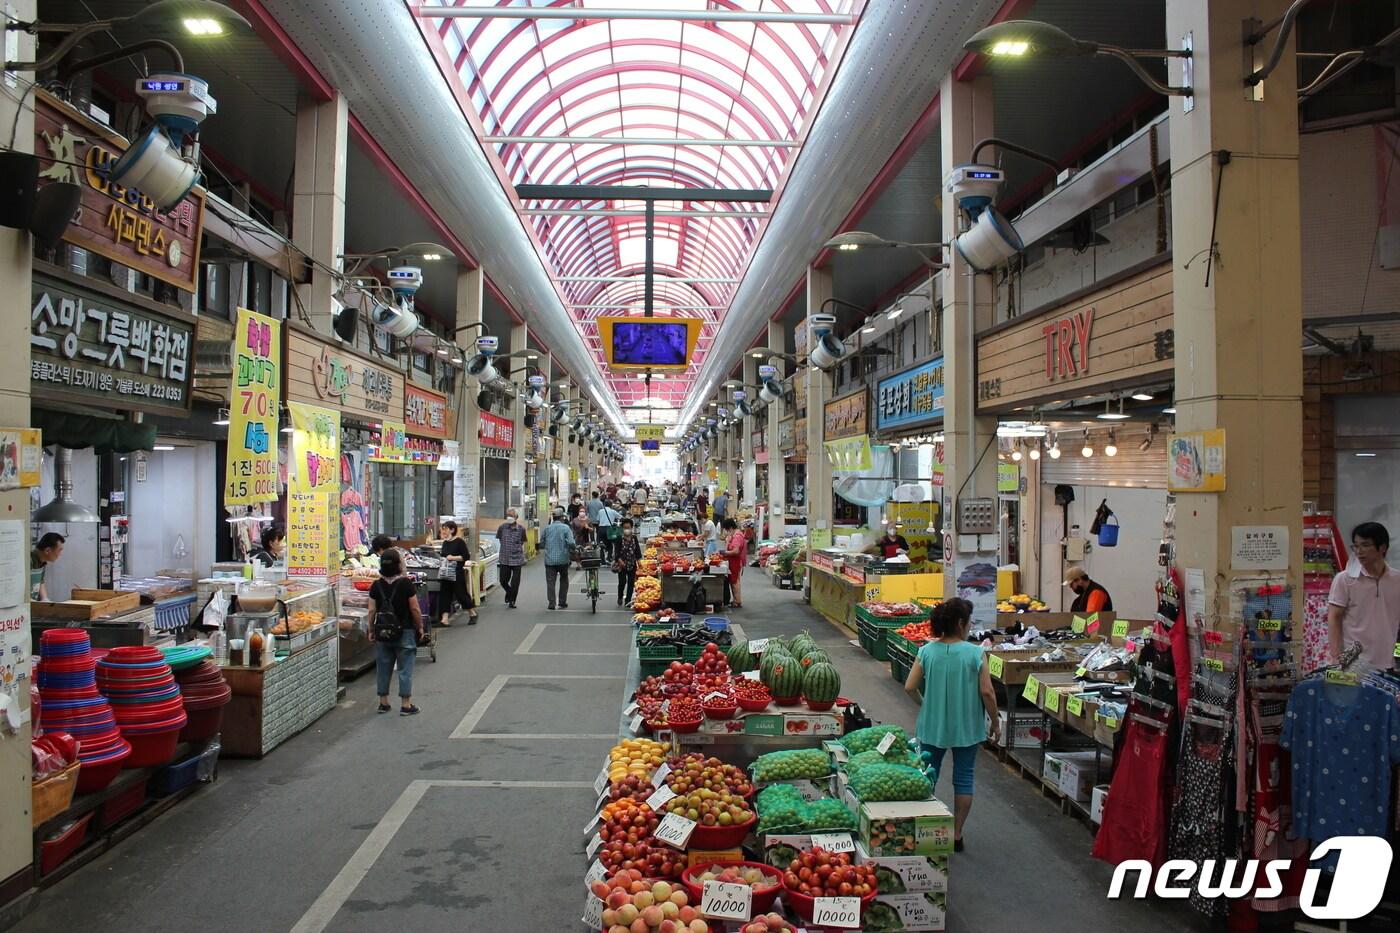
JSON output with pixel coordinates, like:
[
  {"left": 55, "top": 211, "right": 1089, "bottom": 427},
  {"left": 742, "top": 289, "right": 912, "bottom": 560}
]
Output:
[{"left": 1039, "top": 442, "right": 1167, "bottom": 489}]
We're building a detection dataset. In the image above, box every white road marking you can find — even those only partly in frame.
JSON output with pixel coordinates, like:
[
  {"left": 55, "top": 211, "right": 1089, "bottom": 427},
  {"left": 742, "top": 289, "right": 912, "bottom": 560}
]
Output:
[
  {"left": 514, "top": 622, "right": 630, "bottom": 656},
  {"left": 449, "top": 673, "right": 625, "bottom": 739},
  {"left": 290, "top": 779, "right": 592, "bottom": 933}
]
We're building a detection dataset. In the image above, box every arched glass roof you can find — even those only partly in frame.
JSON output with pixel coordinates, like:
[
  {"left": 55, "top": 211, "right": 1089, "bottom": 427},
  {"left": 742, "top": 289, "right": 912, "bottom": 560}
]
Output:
[{"left": 421, "top": 0, "right": 862, "bottom": 412}]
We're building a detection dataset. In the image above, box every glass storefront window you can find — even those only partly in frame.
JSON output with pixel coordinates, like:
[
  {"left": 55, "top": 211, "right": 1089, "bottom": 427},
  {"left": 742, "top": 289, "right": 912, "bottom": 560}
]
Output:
[{"left": 373, "top": 464, "right": 441, "bottom": 540}]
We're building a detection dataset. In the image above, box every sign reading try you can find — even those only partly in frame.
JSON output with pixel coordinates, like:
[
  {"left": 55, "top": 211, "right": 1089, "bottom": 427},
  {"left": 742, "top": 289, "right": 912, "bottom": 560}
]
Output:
[{"left": 30, "top": 269, "right": 194, "bottom": 414}]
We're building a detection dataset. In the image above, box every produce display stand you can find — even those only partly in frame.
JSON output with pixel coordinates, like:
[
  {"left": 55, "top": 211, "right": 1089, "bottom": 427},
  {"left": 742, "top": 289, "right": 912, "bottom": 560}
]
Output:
[
  {"left": 29, "top": 738, "right": 219, "bottom": 886},
  {"left": 220, "top": 584, "right": 339, "bottom": 757}
]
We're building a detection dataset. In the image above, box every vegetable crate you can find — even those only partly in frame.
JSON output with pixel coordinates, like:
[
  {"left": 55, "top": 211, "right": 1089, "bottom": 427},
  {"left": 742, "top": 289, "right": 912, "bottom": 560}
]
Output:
[
  {"left": 639, "top": 658, "right": 674, "bottom": 679},
  {"left": 679, "top": 645, "right": 706, "bottom": 663},
  {"left": 887, "top": 634, "right": 916, "bottom": 686},
  {"left": 856, "top": 616, "right": 903, "bottom": 661},
  {"left": 854, "top": 605, "right": 928, "bottom": 628}
]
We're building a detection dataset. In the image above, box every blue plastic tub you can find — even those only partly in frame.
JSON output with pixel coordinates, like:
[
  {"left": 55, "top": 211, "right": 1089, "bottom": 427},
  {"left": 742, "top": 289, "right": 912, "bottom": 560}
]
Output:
[{"left": 703, "top": 616, "right": 730, "bottom": 633}]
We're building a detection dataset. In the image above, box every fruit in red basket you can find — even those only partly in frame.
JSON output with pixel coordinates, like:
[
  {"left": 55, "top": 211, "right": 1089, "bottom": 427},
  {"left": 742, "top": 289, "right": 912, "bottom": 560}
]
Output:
[{"left": 781, "top": 848, "right": 878, "bottom": 899}]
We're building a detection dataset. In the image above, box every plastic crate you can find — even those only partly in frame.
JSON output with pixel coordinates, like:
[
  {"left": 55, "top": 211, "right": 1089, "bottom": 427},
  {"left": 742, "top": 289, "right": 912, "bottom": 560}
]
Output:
[
  {"left": 638, "top": 644, "right": 680, "bottom": 661},
  {"left": 98, "top": 776, "right": 149, "bottom": 828},
  {"left": 152, "top": 741, "right": 220, "bottom": 797},
  {"left": 680, "top": 645, "right": 705, "bottom": 663},
  {"left": 888, "top": 640, "right": 916, "bottom": 686},
  {"left": 640, "top": 659, "right": 674, "bottom": 679},
  {"left": 854, "top": 605, "right": 928, "bottom": 628},
  {"left": 856, "top": 616, "right": 891, "bottom": 661}
]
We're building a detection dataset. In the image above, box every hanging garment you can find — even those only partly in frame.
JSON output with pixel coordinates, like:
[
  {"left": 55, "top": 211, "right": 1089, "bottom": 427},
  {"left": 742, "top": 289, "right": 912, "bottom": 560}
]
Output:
[
  {"left": 341, "top": 487, "right": 368, "bottom": 551},
  {"left": 1302, "top": 582, "right": 1333, "bottom": 673},
  {"left": 1168, "top": 680, "right": 1237, "bottom": 920},
  {"left": 1092, "top": 713, "right": 1173, "bottom": 868}
]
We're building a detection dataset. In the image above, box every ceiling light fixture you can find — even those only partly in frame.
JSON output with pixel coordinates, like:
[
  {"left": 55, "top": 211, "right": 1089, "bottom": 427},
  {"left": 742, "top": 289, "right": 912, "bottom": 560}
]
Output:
[
  {"left": 1131, "top": 391, "right": 1154, "bottom": 401},
  {"left": 1097, "top": 397, "right": 1131, "bottom": 420},
  {"left": 1163, "top": 406, "right": 1176, "bottom": 415},
  {"left": 213, "top": 408, "right": 230, "bottom": 426},
  {"left": 1081, "top": 438, "right": 1094, "bottom": 458},
  {"left": 1104, "top": 432, "right": 1118, "bottom": 457},
  {"left": 1028, "top": 446, "right": 1041, "bottom": 461},
  {"left": 1011, "top": 448, "right": 1022, "bottom": 462},
  {"left": 153, "top": 444, "right": 175, "bottom": 451}
]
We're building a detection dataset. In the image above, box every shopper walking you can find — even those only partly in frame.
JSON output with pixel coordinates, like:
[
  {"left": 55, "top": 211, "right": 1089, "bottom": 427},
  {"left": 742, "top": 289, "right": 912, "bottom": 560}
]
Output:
[
  {"left": 586, "top": 490, "right": 605, "bottom": 525},
  {"left": 596, "top": 498, "right": 622, "bottom": 562},
  {"left": 695, "top": 488, "right": 709, "bottom": 521},
  {"left": 614, "top": 518, "right": 641, "bottom": 608},
  {"left": 540, "top": 510, "right": 575, "bottom": 610},
  {"left": 721, "top": 517, "right": 746, "bottom": 609},
  {"left": 567, "top": 493, "right": 585, "bottom": 521},
  {"left": 495, "top": 508, "right": 527, "bottom": 609},
  {"left": 701, "top": 514, "right": 719, "bottom": 559},
  {"left": 1327, "top": 521, "right": 1400, "bottom": 669},
  {"left": 369, "top": 548, "right": 424, "bottom": 716},
  {"left": 712, "top": 489, "right": 730, "bottom": 524},
  {"left": 437, "top": 520, "right": 476, "bottom": 627},
  {"left": 903, "top": 598, "right": 1000, "bottom": 851}
]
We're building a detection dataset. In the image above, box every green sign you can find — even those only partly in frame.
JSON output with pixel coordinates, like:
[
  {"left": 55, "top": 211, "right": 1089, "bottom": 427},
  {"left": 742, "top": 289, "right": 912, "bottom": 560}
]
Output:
[
  {"left": 1111, "top": 620, "right": 1130, "bottom": 639},
  {"left": 1066, "top": 695, "right": 1085, "bottom": 717},
  {"left": 997, "top": 462, "right": 1019, "bottom": 494},
  {"left": 1071, "top": 615, "right": 1086, "bottom": 635},
  {"left": 1022, "top": 675, "right": 1040, "bottom": 703},
  {"left": 987, "top": 655, "right": 1004, "bottom": 679},
  {"left": 1044, "top": 687, "right": 1062, "bottom": 714}
]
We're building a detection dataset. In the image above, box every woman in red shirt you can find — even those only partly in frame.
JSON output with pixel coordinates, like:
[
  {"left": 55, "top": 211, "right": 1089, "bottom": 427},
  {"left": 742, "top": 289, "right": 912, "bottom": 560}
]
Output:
[{"left": 721, "top": 518, "right": 747, "bottom": 609}]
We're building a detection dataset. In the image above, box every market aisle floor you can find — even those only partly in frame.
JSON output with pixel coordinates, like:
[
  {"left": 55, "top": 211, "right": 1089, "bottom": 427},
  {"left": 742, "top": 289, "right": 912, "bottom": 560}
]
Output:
[{"left": 10, "top": 564, "right": 1203, "bottom": 933}]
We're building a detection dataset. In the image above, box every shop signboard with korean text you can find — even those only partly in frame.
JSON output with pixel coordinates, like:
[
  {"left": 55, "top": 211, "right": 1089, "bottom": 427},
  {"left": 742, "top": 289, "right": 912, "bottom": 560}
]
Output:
[
  {"left": 404, "top": 383, "right": 450, "bottom": 439},
  {"left": 287, "top": 491, "right": 333, "bottom": 576},
  {"left": 225, "top": 308, "right": 280, "bottom": 506},
  {"left": 286, "top": 328, "right": 403, "bottom": 424},
  {"left": 974, "top": 263, "right": 1172, "bottom": 413},
  {"left": 34, "top": 91, "right": 205, "bottom": 292},
  {"left": 636, "top": 424, "right": 666, "bottom": 444},
  {"left": 479, "top": 411, "right": 515, "bottom": 449},
  {"left": 825, "top": 435, "right": 872, "bottom": 471},
  {"left": 289, "top": 402, "right": 341, "bottom": 495},
  {"left": 824, "top": 388, "right": 868, "bottom": 440},
  {"left": 876, "top": 357, "right": 945, "bottom": 431},
  {"left": 31, "top": 268, "right": 194, "bottom": 415},
  {"left": 368, "top": 423, "right": 409, "bottom": 463}
]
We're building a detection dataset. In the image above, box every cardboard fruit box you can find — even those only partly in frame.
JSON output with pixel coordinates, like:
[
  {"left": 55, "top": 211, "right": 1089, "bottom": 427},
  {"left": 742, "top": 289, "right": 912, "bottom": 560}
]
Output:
[
  {"left": 867, "top": 892, "right": 948, "bottom": 932},
  {"left": 854, "top": 842, "right": 949, "bottom": 893},
  {"left": 858, "top": 799, "right": 954, "bottom": 857}
]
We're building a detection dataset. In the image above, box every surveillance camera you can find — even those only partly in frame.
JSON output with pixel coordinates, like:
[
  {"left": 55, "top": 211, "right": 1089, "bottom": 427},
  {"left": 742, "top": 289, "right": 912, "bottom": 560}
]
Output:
[
  {"left": 758, "top": 379, "right": 783, "bottom": 405},
  {"left": 109, "top": 74, "right": 217, "bottom": 211},
  {"left": 386, "top": 266, "right": 423, "bottom": 300},
  {"left": 369, "top": 301, "right": 419, "bottom": 338},
  {"left": 944, "top": 163, "right": 1005, "bottom": 215},
  {"left": 808, "top": 312, "right": 837, "bottom": 339},
  {"left": 809, "top": 333, "right": 847, "bottom": 370},
  {"left": 526, "top": 391, "right": 545, "bottom": 410},
  {"left": 954, "top": 207, "right": 1023, "bottom": 272},
  {"left": 476, "top": 335, "right": 499, "bottom": 355},
  {"left": 736, "top": 400, "right": 754, "bottom": 418}
]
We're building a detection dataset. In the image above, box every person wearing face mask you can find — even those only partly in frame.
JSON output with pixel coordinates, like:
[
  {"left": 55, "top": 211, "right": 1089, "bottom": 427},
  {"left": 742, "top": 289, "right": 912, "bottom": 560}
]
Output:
[
  {"left": 567, "top": 494, "right": 585, "bottom": 521},
  {"left": 495, "top": 508, "right": 527, "bottom": 609},
  {"left": 613, "top": 518, "right": 641, "bottom": 607},
  {"left": 1064, "top": 566, "right": 1113, "bottom": 613}
]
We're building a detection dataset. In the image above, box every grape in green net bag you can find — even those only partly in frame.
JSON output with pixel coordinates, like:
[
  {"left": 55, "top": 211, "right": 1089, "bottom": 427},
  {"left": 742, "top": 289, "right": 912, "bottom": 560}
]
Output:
[
  {"left": 752, "top": 748, "right": 832, "bottom": 782},
  {"left": 758, "top": 783, "right": 805, "bottom": 812},
  {"left": 800, "top": 798, "right": 857, "bottom": 831},
  {"left": 846, "top": 747, "right": 919, "bottom": 776},
  {"left": 848, "top": 763, "right": 933, "bottom": 802},
  {"left": 839, "top": 724, "right": 909, "bottom": 754}
]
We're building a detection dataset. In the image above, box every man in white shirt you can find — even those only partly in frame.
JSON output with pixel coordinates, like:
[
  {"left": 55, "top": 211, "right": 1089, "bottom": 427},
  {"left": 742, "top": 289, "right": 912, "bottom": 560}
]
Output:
[{"left": 1328, "top": 521, "right": 1400, "bottom": 670}]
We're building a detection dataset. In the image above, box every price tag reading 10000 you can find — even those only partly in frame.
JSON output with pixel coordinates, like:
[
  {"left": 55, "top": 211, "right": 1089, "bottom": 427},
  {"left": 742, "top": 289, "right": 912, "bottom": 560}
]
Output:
[
  {"left": 653, "top": 813, "right": 697, "bottom": 849},
  {"left": 811, "top": 896, "right": 862, "bottom": 928}
]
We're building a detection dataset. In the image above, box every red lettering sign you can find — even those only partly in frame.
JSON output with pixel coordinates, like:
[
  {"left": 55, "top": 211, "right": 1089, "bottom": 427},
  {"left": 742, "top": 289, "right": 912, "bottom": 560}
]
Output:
[
  {"left": 1042, "top": 308, "right": 1094, "bottom": 380},
  {"left": 478, "top": 411, "right": 515, "bottom": 448}
]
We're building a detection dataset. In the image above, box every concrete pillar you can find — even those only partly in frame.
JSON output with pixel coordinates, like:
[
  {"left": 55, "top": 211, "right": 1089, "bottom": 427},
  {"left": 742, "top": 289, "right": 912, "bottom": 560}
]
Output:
[
  {"left": 509, "top": 323, "right": 529, "bottom": 511},
  {"left": 0, "top": 0, "right": 37, "bottom": 882},
  {"left": 806, "top": 265, "right": 834, "bottom": 557},
  {"left": 939, "top": 74, "right": 1000, "bottom": 619},
  {"left": 455, "top": 267, "right": 483, "bottom": 551},
  {"left": 1166, "top": 0, "right": 1304, "bottom": 619},
  {"left": 291, "top": 93, "right": 348, "bottom": 333},
  {"left": 742, "top": 355, "right": 758, "bottom": 507},
  {"left": 766, "top": 319, "right": 787, "bottom": 538}
]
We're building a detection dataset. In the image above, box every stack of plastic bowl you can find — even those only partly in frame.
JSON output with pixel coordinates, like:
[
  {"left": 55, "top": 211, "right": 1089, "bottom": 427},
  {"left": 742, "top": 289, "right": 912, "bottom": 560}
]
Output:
[
  {"left": 96, "top": 646, "right": 187, "bottom": 768},
  {"left": 37, "top": 629, "right": 130, "bottom": 793},
  {"left": 163, "top": 647, "right": 231, "bottom": 742}
]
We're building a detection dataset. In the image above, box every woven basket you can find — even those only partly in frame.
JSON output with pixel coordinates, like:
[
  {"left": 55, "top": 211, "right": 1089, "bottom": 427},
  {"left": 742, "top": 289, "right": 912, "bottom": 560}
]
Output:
[{"left": 32, "top": 760, "right": 80, "bottom": 827}]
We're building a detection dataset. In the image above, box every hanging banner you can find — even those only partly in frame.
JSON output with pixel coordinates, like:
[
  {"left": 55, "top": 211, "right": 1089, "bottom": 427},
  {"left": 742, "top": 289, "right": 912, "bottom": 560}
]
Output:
[
  {"left": 479, "top": 411, "right": 515, "bottom": 448},
  {"left": 1168, "top": 428, "right": 1226, "bottom": 493},
  {"left": 224, "top": 308, "right": 280, "bottom": 506},
  {"left": 825, "top": 435, "right": 872, "bottom": 472},
  {"left": 287, "top": 491, "right": 333, "bottom": 576},
  {"left": 288, "top": 402, "right": 340, "bottom": 495},
  {"left": 998, "top": 462, "right": 1019, "bottom": 494},
  {"left": 368, "top": 422, "right": 409, "bottom": 463}
]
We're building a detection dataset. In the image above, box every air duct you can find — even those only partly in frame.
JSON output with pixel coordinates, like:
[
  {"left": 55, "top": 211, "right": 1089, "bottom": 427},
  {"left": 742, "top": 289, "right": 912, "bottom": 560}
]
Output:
[{"left": 33, "top": 447, "right": 99, "bottom": 523}]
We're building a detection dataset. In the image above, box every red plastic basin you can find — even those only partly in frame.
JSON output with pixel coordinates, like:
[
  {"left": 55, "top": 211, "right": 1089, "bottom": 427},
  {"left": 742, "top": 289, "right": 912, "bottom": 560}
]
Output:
[
  {"left": 686, "top": 813, "right": 757, "bottom": 850},
  {"left": 178, "top": 704, "right": 226, "bottom": 742},
  {"left": 781, "top": 885, "right": 878, "bottom": 923},
  {"left": 123, "top": 727, "right": 181, "bottom": 768},
  {"left": 76, "top": 743, "right": 131, "bottom": 794},
  {"left": 681, "top": 860, "right": 783, "bottom": 915}
]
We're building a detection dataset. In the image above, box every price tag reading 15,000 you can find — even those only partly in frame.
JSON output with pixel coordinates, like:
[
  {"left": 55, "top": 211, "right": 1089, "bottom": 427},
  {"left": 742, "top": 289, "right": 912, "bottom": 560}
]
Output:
[
  {"left": 700, "top": 880, "right": 752, "bottom": 921},
  {"left": 810, "top": 896, "right": 862, "bottom": 928},
  {"left": 810, "top": 832, "right": 855, "bottom": 853}
]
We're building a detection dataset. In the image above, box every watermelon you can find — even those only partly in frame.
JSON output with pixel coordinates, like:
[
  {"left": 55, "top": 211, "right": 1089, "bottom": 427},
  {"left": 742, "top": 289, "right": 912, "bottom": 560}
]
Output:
[
  {"left": 760, "top": 650, "right": 788, "bottom": 685},
  {"left": 769, "top": 659, "right": 803, "bottom": 699},
  {"left": 790, "top": 632, "right": 816, "bottom": 657},
  {"left": 799, "top": 649, "right": 830, "bottom": 668},
  {"left": 802, "top": 662, "right": 841, "bottom": 703},
  {"left": 725, "top": 640, "right": 755, "bottom": 672}
]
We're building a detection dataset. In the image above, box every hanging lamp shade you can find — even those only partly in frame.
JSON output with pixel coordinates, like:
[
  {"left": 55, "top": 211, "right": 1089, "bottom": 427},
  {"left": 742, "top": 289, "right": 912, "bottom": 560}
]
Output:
[{"left": 33, "top": 447, "right": 99, "bottom": 523}]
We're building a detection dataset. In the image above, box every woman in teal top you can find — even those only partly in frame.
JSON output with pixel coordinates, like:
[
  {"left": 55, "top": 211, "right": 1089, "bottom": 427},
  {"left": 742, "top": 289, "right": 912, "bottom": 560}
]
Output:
[{"left": 903, "top": 597, "right": 1000, "bottom": 851}]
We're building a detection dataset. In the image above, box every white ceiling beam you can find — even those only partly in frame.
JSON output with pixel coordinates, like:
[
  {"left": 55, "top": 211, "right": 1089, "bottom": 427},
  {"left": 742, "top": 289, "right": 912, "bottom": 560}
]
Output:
[
  {"left": 488, "top": 136, "right": 797, "bottom": 148},
  {"left": 417, "top": 6, "right": 856, "bottom": 25},
  {"left": 568, "top": 304, "right": 726, "bottom": 310},
  {"left": 558, "top": 276, "right": 740, "bottom": 283},
  {"left": 524, "top": 208, "right": 769, "bottom": 218}
]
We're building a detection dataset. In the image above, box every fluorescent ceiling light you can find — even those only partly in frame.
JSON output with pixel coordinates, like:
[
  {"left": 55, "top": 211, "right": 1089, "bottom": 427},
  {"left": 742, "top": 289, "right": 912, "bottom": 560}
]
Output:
[
  {"left": 990, "top": 39, "right": 1029, "bottom": 56},
  {"left": 1163, "top": 407, "right": 1176, "bottom": 414},
  {"left": 1355, "top": 452, "right": 1378, "bottom": 457},
  {"left": 153, "top": 444, "right": 175, "bottom": 451},
  {"left": 183, "top": 17, "right": 224, "bottom": 35},
  {"left": 1131, "top": 391, "right": 1154, "bottom": 401}
]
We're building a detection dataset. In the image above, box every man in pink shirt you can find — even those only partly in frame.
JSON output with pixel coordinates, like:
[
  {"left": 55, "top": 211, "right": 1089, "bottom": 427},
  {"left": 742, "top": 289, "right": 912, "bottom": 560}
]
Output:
[{"left": 1328, "top": 522, "right": 1400, "bottom": 670}]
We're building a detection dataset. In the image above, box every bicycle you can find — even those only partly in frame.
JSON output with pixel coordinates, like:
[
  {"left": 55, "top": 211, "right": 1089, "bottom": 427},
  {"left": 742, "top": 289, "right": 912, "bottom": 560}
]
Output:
[{"left": 577, "top": 544, "right": 604, "bottom": 614}]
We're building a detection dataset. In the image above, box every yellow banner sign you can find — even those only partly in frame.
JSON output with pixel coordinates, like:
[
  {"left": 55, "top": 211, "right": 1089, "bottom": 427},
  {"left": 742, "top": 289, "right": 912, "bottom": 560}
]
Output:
[
  {"left": 225, "top": 308, "right": 280, "bottom": 506},
  {"left": 824, "top": 434, "right": 872, "bottom": 471},
  {"left": 289, "top": 402, "right": 340, "bottom": 495},
  {"left": 636, "top": 424, "right": 666, "bottom": 442},
  {"left": 369, "top": 421, "right": 409, "bottom": 463},
  {"left": 287, "top": 491, "right": 333, "bottom": 577}
]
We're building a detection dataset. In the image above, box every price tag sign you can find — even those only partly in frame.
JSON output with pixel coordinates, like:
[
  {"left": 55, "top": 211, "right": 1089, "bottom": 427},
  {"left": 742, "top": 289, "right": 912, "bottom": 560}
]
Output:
[
  {"left": 1394, "top": 642, "right": 1400, "bottom": 658},
  {"left": 1326, "top": 669, "right": 1360, "bottom": 686},
  {"left": 1256, "top": 619, "right": 1282, "bottom": 632},
  {"left": 748, "top": 638, "right": 770, "bottom": 655},
  {"left": 810, "top": 896, "right": 862, "bottom": 928},
  {"left": 586, "top": 833, "right": 603, "bottom": 859},
  {"left": 1203, "top": 630, "right": 1224, "bottom": 646},
  {"left": 596, "top": 787, "right": 610, "bottom": 810},
  {"left": 594, "top": 767, "right": 610, "bottom": 796},
  {"left": 583, "top": 812, "right": 600, "bottom": 835},
  {"left": 582, "top": 893, "right": 604, "bottom": 928},
  {"left": 1084, "top": 612, "right": 1101, "bottom": 636},
  {"left": 700, "top": 880, "right": 752, "bottom": 921},
  {"left": 1075, "top": 666, "right": 1087, "bottom": 678},
  {"left": 646, "top": 784, "right": 678, "bottom": 811},
  {"left": 652, "top": 762, "right": 672, "bottom": 785},
  {"left": 810, "top": 832, "right": 856, "bottom": 853},
  {"left": 1044, "top": 687, "right": 1062, "bottom": 714},
  {"left": 1204, "top": 658, "right": 1225, "bottom": 672},
  {"left": 876, "top": 731, "right": 897, "bottom": 755},
  {"left": 987, "top": 654, "right": 1004, "bottom": 678},
  {"left": 653, "top": 812, "right": 697, "bottom": 850},
  {"left": 624, "top": 701, "right": 639, "bottom": 715},
  {"left": 1071, "top": 615, "right": 1087, "bottom": 635},
  {"left": 629, "top": 714, "right": 644, "bottom": 735},
  {"left": 1066, "top": 695, "right": 1085, "bottom": 717},
  {"left": 585, "top": 859, "right": 608, "bottom": 887},
  {"left": 1111, "top": 620, "right": 1130, "bottom": 639},
  {"left": 1022, "top": 675, "right": 1040, "bottom": 703},
  {"left": 742, "top": 670, "right": 761, "bottom": 680}
]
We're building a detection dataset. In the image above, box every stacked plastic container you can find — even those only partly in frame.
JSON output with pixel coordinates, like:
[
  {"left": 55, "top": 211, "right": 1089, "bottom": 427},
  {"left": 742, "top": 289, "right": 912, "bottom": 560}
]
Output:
[
  {"left": 36, "top": 629, "right": 130, "bottom": 794},
  {"left": 95, "top": 646, "right": 187, "bottom": 768}
]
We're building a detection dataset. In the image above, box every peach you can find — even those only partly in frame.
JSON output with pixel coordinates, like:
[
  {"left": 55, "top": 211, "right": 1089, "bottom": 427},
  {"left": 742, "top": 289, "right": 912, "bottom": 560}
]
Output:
[
  {"left": 609, "top": 926, "right": 628, "bottom": 933},
  {"left": 631, "top": 919, "right": 649, "bottom": 933},
  {"left": 602, "top": 908, "right": 617, "bottom": 926},
  {"left": 629, "top": 879, "right": 646, "bottom": 894},
  {"left": 670, "top": 890, "right": 689, "bottom": 907},
  {"left": 660, "top": 900, "right": 679, "bottom": 920},
  {"left": 651, "top": 881, "right": 673, "bottom": 901},
  {"left": 632, "top": 890, "right": 654, "bottom": 909},
  {"left": 641, "top": 905, "right": 663, "bottom": 927},
  {"left": 690, "top": 921, "right": 709, "bottom": 933},
  {"left": 658, "top": 921, "right": 679, "bottom": 933},
  {"left": 678, "top": 905, "right": 698, "bottom": 923},
  {"left": 617, "top": 903, "right": 639, "bottom": 926},
  {"left": 592, "top": 880, "right": 611, "bottom": 899},
  {"left": 607, "top": 890, "right": 630, "bottom": 910}
]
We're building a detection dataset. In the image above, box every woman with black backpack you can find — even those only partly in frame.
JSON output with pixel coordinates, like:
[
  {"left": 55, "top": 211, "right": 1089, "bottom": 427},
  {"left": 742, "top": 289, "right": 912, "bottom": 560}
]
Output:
[{"left": 369, "top": 548, "right": 425, "bottom": 716}]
